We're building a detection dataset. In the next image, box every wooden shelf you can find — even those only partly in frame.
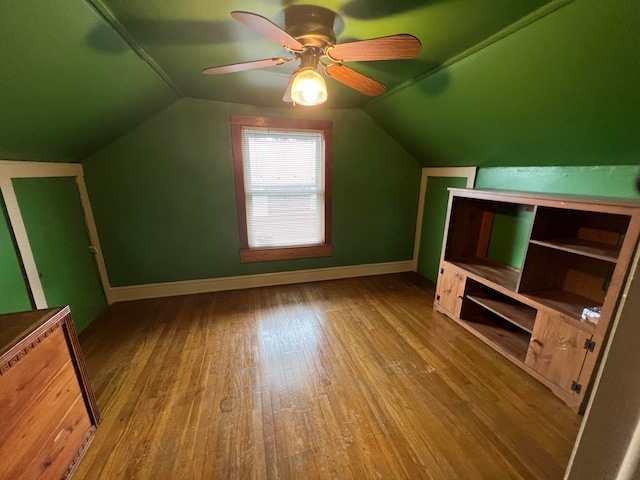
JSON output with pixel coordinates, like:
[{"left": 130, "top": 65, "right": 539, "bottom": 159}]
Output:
[
  {"left": 521, "top": 289, "right": 597, "bottom": 332},
  {"left": 466, "top": 294, "right": 536, "bottom": 333},
  {"left": 461, "top": 314, "right": 531, "bottom": 362},
  {"left": 449, "top": 258, "right": 520, "bottom": 291},
  {"left": 529, "top": 238, "right": 619, "bottom": 263}
]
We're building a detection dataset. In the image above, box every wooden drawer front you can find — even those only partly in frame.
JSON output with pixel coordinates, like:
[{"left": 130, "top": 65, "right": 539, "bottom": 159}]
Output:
[
  {"left": 0, "top": 328, "right": 92, "bottom": 480},
  {"left": 525, "top": 312, "right": 589, "bottom": 393}
]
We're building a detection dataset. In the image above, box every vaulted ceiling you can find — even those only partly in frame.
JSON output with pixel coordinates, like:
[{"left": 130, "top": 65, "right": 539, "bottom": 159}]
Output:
[
  {"left": 86, "top": 0, "right": 556, "bottom": 108},
  {"left": 1, "top": 0, "right": 639, "bottom": 166},
  {"left": 0, "top": 0, "right": 555, "bottom": 161}
]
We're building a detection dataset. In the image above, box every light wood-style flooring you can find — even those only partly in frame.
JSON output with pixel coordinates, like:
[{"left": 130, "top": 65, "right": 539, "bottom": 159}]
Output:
[{"left": 74, "top": 273, "right": 581, "bottom": 479}]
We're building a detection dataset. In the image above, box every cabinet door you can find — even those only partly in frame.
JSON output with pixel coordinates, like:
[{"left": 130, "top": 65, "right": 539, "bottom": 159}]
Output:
[
  {"left": 435, "top": 264, "right": 465, "bottom": 317},
  {"left": 525, "top": 312, "right": 589, "bottom": 392}
]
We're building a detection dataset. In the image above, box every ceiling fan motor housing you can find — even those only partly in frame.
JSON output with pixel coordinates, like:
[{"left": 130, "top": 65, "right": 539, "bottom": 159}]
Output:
[{"left": 283, "top": 5, "right": 338, "bottom": 50}]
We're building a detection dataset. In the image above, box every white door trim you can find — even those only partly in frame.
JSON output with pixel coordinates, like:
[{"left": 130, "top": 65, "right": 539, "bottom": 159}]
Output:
[
  {"left": 0, "top": 177, "right": 47, "bottom": 308},
  {"left": 0, "top": 160, "right": 112, "bottom": 305}
]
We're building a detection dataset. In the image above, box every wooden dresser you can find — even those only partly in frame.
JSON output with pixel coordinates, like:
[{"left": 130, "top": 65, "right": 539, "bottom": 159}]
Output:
[{"left": 0, "top": 306, "right": 100, "bottom": 479}]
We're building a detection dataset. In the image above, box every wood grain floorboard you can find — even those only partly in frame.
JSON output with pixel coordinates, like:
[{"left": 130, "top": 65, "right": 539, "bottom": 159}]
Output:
[{"left": 74, "top": 273, "right": 581, "bottom": 479}]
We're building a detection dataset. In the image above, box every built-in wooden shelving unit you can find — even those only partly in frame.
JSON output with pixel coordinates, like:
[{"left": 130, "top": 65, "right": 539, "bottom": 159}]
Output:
[{"left": 434, "top": 188, "right": 640, "bottom": 412}]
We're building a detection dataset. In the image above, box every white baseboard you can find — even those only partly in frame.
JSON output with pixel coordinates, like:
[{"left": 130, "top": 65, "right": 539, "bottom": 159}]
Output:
[{"left": 109, "top": 260, "right": 415, "bottom": 302}]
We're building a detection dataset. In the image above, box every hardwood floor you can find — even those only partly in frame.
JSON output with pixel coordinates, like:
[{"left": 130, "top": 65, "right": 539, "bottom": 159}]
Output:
[{"left": 74, "top": 273, "right": 581, "bottom": 479}]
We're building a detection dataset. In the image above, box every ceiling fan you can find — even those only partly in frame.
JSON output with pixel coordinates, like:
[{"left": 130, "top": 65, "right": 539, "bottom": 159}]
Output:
[{"left": 202, "top": 5, "right": 422, "bottom": 106}]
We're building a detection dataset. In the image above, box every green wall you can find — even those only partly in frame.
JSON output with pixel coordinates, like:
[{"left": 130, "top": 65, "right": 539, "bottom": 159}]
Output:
[
  {"left": 83, "top": 98, "right": 421, "bottom": 287},
  {"left": 476, "top": 166, "right": 640, "bottom": 199},
  {"left": 0, "top": 195, "right": 32, "bottom": 313},
  {"left": 485, "top": 209, "right": 533, "bottom": 269},
  {"left": 364, "top": 0, "right": 640, "bottom": 284},
  {"left": 364, "top": 0, "right": 640, "bottom": 169},
  {"left": 0, "top": 0, "right": 177, "bottom": 162}
]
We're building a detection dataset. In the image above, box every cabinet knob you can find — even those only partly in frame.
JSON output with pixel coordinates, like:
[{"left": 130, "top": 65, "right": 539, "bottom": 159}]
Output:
[{"left": 533, "top": 338, "right": 543, "bottom": 346}]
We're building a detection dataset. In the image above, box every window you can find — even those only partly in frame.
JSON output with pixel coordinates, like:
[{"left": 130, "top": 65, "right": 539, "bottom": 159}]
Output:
[{"left": 231, "top": 115, "right": 332, "bottom": 262}]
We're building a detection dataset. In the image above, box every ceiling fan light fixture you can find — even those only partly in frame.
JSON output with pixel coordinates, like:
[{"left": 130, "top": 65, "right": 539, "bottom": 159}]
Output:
[
  {"left": 290, "top": 67, "right": 327, "bottom": 106},
  {"left": 202, "top": 10, "right": 422, "bottom": 105}
]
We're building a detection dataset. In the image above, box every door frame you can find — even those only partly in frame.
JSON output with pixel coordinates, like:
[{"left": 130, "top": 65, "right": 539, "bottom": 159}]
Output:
[
  {"left": 412, "top": 167, "right": 477, "bottom": 270},
  {"left": 0, "top": 160, "right": 112, "bottom": 306}
]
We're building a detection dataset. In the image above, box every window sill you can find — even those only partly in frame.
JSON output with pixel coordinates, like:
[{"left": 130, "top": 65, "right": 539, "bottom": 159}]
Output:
[{"left": 240, "top": 244, "right": 332, "bottom": 263}]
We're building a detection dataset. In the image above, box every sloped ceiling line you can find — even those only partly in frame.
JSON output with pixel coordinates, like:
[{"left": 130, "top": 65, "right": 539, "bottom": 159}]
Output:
[
  {"left": 87, "top": 0, "right": 184, "bottom": 97},
  {"left": 362, "top": 0, "right": 574, "bottom": 109}
]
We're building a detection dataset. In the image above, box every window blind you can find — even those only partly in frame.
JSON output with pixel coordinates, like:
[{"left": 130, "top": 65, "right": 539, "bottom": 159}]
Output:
[{"left": 242, "top": 128, "right": 325, "bottom": 248}]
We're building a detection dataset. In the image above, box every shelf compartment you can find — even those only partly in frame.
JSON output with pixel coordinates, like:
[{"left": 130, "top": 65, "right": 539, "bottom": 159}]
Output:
[
  {"left": 459, "top": 302, "right": 531, "bottom": 362},
  {"left": 444, "top": 197, "right": 533, "bottom": 271},
  {"left": 519, "top": 244, "right": 612, "bottom": 306},
  {"left": 529, "top": 238, "right": 620, "bottom": 263},
  {"left": 450, "top": 257, "right": 520, "bottom": 291},
  {"left": 521, "top": 289, "right": 597, "bottom": 332},
  {"left": 530, "top": 207, "right": 629, "bottom": 263},
  {"left": 465, "top": 288, "right": 536, "bottom": 334}
]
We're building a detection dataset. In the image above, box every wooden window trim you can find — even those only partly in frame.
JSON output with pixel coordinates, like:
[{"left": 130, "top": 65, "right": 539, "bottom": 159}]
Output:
[{"left": 231, "top": 115, "right": 333, "bottom": 263}]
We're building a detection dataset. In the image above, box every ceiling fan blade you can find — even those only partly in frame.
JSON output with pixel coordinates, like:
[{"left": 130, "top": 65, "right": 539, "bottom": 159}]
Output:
[
  {"left": 202, "top": 57, "right": 287, "bottom": 75},
  {"left": 325, "top": 64, "right": 386, "bottom": 96},
  {"left": 327, "top": 34, "right": 421, "bottom": 62},
  {"left": 231, "top": 11, "right": 305, "bottom": 52},
  {"left": 283, "top": 74, "right": 295, "bottom": 102}
]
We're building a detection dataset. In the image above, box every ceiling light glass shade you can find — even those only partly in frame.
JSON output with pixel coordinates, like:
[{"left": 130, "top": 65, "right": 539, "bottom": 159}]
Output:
[{"left": 290, "top": 68, "right": 327, "bottom": 106}]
